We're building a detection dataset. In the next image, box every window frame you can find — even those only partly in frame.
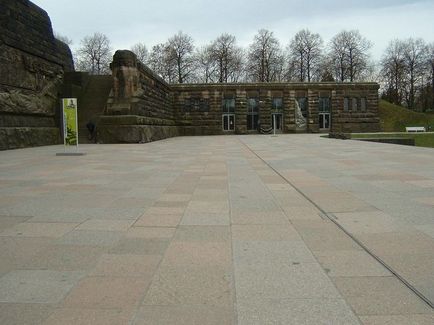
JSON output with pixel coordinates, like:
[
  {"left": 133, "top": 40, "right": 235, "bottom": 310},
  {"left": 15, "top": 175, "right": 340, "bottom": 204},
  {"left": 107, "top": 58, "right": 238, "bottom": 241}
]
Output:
[
  {"left": 318, "top": 97, "right": 331, "bottom": 113},
  {"left": 222, "top": 98, "right": 235, "bottom": 113}
]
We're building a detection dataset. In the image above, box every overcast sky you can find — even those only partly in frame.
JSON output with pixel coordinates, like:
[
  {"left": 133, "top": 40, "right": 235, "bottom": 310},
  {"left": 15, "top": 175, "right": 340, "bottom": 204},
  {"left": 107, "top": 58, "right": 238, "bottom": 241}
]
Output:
[{"left": 32, "top": 0, "right": 434, "bottom": 60}]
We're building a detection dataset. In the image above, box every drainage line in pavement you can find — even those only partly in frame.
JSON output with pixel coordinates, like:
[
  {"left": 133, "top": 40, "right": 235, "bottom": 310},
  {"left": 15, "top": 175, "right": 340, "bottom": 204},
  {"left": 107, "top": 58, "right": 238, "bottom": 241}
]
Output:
[{"left": 239, "top": 138, "right": 434, "bottom": 310}]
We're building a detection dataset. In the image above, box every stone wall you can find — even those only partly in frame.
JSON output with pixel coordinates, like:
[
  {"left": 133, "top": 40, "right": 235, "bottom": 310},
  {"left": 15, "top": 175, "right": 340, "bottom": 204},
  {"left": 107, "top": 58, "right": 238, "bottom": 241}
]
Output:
[
  {"left": 329, "top": 84, "right": 381, "bottom": 135},
  {"left": 171, "top": 83, "right": 380, "bottom": 135},
  {"left": 98, "top": 50, "right": 178, "bottom": 143},
  {"left": 0, "top": 0, "right": 73, "bottom": 150}
]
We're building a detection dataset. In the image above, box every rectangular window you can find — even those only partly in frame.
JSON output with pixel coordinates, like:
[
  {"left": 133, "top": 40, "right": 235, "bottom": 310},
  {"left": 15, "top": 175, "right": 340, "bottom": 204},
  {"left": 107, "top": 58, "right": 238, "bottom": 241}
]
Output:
[
  {"left": 318, "top": 97, "right": 330, "bottom": 112},
  {"left": 184, "top": 99, "right": 192, "bottom": 112},
  {"left": 246, "top": 114, "right": 259, "bottom": 130},
  {"left": 247, "top": 97, "right": 259, "bottom": 131},
  {"left": 222, "top": 98, "right": 235, "bottom": 113},
  {"left": 344, "top": 98, "right": 349, "bottom": 111},
  {"left": 360, "top": 97, "right": 367, "bottom": 111},
  {"left": 352, "top": 98, "right": 358, "bottom": 111},
  {"left": 272, "top": 97, "right": 283, "bottom": 110},
  {"left": 199, "top": 99, "right": 209, "bottom": 112},
  {"left": 297, "top": 97, "right": 308, "bottom": 118},
  {"left": 184, "top": 98, "right": 209, "bottom": 112},
  {"left": 247, "top": 98, "right": 259, "bottom": 113}
]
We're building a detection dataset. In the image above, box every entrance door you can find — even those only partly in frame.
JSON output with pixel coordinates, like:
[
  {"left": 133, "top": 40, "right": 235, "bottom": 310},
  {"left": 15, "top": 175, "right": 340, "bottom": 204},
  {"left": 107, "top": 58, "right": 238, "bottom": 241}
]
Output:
[
  {"left": 319, "top": 113, "right": 330, "bottom": 129},
  {"left": 222, "top": 114, "right": 235, "bottom": 131},
  {"left": 271, "top": 113, "right": 283, "bottom": 131}
]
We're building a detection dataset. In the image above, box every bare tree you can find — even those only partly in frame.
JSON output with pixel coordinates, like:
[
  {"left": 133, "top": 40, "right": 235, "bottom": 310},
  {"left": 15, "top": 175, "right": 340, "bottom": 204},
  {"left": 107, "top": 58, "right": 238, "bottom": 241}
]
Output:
[
  {"left": 194, "top": 45, "right": 217, "bottom": 83},
  {"left": 380, "top": 39, "right": 407, "bottom": 105},
  {"left": 381, "top": 38, "right": 430, "bottom": 110},
  {"left": 428, "top": 43, "right": 434, "bottom": 110},
  {"left": 148, "top": 43, "right": 176, "bottom": 83},
  {"left": 401, "top": 38, "right": 427, "bottom": 109},
  {"left": 328, "top": 30, "right": 372, "bottom": 82},
  {"left": 75, "top": 32, "right": 111, "bottom": 75},
  {"left": 209, "top": 34, "right": 244, "bottom": 83},
  {"left": 318, "top": 57, "right": 336, "bottom": 82},
  {"left": 166, "top": 31, "right": 195, "bottom": 83},
  {"left": 247, "top": 29, "right": 284, "bottom": 82},
  {"left": 130, "top": 43, "right": 149, "bottom": 65},
  {"left": 288, "top": 29, "right": 323, "bottom": 82}
]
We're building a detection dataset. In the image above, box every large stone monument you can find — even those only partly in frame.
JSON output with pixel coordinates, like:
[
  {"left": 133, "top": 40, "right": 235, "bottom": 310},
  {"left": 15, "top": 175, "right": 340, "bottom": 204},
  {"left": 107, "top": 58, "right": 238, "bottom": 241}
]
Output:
[
  {"left": 0, "top": 0, "right": 73, "bottom": 150},
  {"left": 98, "top": 50, "right": 179, "bottom": 143}
]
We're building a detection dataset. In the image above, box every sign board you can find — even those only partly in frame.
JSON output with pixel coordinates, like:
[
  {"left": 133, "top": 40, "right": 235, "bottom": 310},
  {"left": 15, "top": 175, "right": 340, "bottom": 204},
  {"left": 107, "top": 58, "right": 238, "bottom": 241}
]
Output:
[{"left": 62, "top": 98, "right": 78, "bottom": 146}]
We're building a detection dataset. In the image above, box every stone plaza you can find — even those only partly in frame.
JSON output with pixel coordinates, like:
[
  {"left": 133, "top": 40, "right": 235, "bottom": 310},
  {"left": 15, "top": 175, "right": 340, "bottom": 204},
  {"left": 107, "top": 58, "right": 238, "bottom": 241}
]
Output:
[{"left": 1, "top": 134, "right": 434, "bottom": 324}]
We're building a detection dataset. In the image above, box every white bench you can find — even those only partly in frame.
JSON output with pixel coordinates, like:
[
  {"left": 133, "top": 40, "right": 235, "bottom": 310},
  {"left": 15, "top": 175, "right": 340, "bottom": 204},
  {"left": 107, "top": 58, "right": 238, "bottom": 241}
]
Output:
[{"left": 406, "top": 126, "right": 426, "bottom": 132}]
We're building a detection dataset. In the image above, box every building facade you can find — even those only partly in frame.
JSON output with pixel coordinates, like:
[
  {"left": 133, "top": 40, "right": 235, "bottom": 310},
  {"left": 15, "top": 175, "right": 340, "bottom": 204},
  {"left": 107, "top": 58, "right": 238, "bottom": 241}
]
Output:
[
  {"left": 98, "top": 50, "right": 380, "bottom": 143},
  {"left": 171, "top": 82, "right": 380, "bottom": 136}
]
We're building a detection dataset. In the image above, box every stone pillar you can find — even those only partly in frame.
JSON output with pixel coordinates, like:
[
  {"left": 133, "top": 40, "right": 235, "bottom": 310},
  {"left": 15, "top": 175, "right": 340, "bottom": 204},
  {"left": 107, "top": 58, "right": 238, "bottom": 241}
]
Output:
[
  {"left": 235, "top": 89, "right": 247, "bottom": 134},
  {"left": 307, "top": 89, "right": 319, "bottom": 132},
  {"left": 330, "top": 89, "right": 343, "bottom": 133},
  {"left": 260, "top": 89, "right": 271, "bottom": 129},
  {"left": 284, "top": 89, "right": 296, "bottom": 132}
]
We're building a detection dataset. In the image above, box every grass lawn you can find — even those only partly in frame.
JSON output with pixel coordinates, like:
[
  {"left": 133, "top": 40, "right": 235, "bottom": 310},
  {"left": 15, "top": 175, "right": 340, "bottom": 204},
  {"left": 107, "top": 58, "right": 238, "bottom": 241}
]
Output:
[
  {"left": 343, "top": 101, "right": 434, "bottom": 148},
  {"left": 378, "top": 100, "right": 434, "bottom": 132}
]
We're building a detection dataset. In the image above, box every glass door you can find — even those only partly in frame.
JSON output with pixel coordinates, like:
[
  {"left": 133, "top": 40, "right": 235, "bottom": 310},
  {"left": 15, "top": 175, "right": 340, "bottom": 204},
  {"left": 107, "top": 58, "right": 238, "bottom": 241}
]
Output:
[
  {"left": 271, "top": 113, "right": 283, "bottom": 131},
  {"left": 319, "top": 113, "right": 330, "bottom": 129},
  {"left": 318, "top": 97, "right": 331, "bottom": 130},
  {"left": 222, "top": 114, "right": 235, "bottom": 131}
]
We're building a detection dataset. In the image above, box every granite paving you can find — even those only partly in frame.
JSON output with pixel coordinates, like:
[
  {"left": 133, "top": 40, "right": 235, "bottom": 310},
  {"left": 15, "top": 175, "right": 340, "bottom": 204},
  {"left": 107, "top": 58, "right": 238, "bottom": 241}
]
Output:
[{"left": 0, "top": 134, "right": 433, "bottom": 324}]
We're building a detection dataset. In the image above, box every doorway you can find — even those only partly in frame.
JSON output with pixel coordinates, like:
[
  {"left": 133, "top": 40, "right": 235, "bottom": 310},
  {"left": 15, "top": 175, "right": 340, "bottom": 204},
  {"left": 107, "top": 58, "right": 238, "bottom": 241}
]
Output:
[
  {"left": 271, "top": 113, "right": 283, "bottom": 132},
  {"left": 222, "top": 114, "right": 235, "bottom": 131},
  {"left": 319, "top": 113, "right": 330, "bottom": 129}
]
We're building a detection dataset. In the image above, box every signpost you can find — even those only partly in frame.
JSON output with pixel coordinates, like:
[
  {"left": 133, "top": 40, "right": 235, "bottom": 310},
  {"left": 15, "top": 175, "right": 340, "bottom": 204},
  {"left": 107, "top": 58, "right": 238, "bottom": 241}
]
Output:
[{"left": 56, "top": 98, "right": 86, "bottom": 156}]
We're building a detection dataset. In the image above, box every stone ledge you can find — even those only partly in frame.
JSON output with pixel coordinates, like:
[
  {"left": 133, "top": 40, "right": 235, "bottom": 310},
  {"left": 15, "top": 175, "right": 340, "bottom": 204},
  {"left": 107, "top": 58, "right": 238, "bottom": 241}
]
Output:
[
  {"left": 97, "top": 125, "right": 179, "bottom": 144},
  {"left": 98, "top": 115, "right": 176, "bottom": 126},
  {"left": 0, "top": 127, "right": 61, "bottom": 150}
]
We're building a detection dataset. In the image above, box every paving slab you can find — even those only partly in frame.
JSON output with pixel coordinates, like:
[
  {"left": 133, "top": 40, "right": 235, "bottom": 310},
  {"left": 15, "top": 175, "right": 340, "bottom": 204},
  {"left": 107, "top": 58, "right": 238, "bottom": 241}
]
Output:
[
  {"left": 43, "top": 308, "right": 134, "bottom": 325},
  {"left": 0, "top": 222, "right": 79, "bottom": 238},
  {"left": 0, "top": 216, "right": 32, "bottom": 231},
  {"left": 231, "top": 224, "right": 301, "bottom": 241},
  {"left": 62, "top": 276, "right": 150, "bottom": 309},
  {"left": 181, "top": 210, "right": 230, "bottom": 225},
  {"left": 126, "top": 226, "right": 176, "bottom": 239},
  {"left": 108, "top": 237, "right": 170, "bottom": 255},
  {"left": 0, "top": 270, "right": 84, "bottom": 303},
  {"left": 132, "top": 305, "right": 234, "bottom": 325},
  {"left": 238, "top": 297, "right": 361, "bottom": 325},
  {"left": 57, "top": 230, "right": 124, "bottom": 247},
  {"left": 173, "top": 225, "right": 231, "bottom": 242},
  {"left": 143, "top": 264, "right": 233, "bottom": 307},
  {"left": 332, "top": 276, "right": 433, "bottom": 315},
  {"left": 314, "top": 250, "right": 392, "bottom": 277},
  {"left": 23, "top": 244, "right": 106, "bottom": 271},
  {"left": 359, "top": 314, "right": 434, "bottom": 325},
  {"left": 1, "top": 135, "right": 434, "bottom": 323},
  {"left": 134, "top": 213, "right": 183, "bottom": 227},
  {"left": 0, "top": 303, "right": 54, "bottom": 325}
]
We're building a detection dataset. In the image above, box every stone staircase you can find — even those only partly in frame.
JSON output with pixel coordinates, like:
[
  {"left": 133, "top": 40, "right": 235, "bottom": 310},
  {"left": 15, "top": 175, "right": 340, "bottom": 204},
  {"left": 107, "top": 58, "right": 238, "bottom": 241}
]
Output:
[{"left": 77, "top": 75, "right": 112, "bottom": 144}]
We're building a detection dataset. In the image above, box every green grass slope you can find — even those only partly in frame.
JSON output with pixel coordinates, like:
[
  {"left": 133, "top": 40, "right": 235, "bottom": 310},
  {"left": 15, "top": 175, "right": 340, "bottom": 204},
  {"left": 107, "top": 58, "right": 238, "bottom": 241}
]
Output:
[{"left": 378, "top": 100, "right": 434, "bottom": 132}]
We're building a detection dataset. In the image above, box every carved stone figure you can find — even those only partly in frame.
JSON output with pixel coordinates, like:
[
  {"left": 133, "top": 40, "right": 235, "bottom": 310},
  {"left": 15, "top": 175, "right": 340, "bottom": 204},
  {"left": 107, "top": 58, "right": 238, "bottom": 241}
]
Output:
[
  {"left": 295, "top": 99, "right": 307, "bottom": 129},
  {"left": 111, "top": 50, "right": 139, "bottom": 100},
  {"left": 0, "top": 76, "right": 62, "bottom": 115}
]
